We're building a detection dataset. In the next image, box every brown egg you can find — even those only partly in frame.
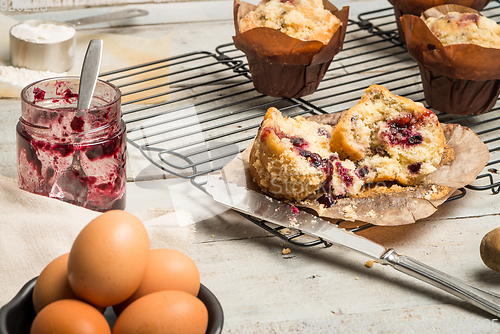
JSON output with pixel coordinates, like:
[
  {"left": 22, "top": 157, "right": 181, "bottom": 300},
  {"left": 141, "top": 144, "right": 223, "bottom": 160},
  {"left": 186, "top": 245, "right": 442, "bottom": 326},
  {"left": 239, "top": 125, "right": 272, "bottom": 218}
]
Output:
[
  {"left": 112, "top": 290, "right": 208, "bottom": 334},
  {"left": 30, "top": 299, "right": 111, "bottom": 334},
  {"left": 32, "top": 253, "right": 79, "bottom": 313},
  {"left": 113, "top": 248, "right": 200, "bottom": 315},
  {"left": 68, "top": 210, "right": 150, "bottom": 308}
]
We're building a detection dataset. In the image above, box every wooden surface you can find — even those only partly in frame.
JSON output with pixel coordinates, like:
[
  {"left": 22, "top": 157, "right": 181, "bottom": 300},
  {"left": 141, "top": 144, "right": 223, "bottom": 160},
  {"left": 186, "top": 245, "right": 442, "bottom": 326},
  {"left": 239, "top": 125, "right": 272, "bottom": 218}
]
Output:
[{"left": 2, "top": 1, "right": 500, "bottom": 333}]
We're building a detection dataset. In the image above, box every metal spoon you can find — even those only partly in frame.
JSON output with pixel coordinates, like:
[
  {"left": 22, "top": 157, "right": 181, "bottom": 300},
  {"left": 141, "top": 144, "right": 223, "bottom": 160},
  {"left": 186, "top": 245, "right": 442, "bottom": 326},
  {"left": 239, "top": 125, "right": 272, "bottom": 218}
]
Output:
[
  {"left": 77, "top": 39, "right": 103, "bottom": 111},
  {"left": 49, "top": 39, "right": 103, "bottom": 207}
]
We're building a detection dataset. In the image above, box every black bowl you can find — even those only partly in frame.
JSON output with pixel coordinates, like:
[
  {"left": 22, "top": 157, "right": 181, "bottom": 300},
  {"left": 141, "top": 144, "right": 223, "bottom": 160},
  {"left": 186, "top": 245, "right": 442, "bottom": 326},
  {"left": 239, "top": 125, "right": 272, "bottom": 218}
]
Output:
[{"left": 0, "top": 277, "right": 223, "bottom": 334}]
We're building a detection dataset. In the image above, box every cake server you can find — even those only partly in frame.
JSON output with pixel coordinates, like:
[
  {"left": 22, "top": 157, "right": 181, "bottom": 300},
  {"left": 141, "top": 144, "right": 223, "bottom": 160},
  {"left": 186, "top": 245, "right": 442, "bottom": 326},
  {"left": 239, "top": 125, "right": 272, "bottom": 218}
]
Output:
[{"left": 205, "top": 173, "right": 500, "bottom": 317}]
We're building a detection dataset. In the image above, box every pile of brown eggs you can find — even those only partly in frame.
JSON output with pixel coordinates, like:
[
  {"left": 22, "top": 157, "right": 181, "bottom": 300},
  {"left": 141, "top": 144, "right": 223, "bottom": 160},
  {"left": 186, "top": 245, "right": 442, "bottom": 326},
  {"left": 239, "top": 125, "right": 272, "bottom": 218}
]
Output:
[{"left": 30, "top": 210, "right": 208, "bottom": 334}]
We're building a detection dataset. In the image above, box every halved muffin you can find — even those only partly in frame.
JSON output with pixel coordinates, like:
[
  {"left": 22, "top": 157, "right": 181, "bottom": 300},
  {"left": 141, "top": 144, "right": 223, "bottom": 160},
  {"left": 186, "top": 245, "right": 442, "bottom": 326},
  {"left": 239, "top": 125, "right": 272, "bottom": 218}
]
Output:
[{"left": 330, "top": 85, "right": 445, "bottom": 185}]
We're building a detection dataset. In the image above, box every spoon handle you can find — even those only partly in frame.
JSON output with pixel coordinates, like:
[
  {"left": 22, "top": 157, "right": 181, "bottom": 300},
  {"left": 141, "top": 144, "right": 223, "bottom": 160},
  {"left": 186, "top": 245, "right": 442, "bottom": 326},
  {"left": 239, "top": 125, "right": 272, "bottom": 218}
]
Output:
[
  {"left": 77, "top": 39, "right": 103, "bottom": 111},
  {"left": 64, "top": 9, "right": 148, "bottom": 27}
]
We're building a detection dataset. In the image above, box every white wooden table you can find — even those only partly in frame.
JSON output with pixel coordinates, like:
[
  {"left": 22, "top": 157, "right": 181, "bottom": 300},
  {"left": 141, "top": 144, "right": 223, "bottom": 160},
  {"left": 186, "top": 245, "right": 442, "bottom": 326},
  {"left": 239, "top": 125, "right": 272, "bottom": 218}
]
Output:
[{"left": 2, "top": 1, "right": 500, "bottom": 333}]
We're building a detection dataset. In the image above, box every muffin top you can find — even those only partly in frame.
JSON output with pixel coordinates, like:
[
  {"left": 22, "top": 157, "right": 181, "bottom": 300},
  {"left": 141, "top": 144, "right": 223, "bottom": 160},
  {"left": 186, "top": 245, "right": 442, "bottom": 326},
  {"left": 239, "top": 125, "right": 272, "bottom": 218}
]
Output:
[
  {"left": 425, "top": 12, "right": 500, "bottom": 48},
  {"left": 238, "top": 0, "right": 341, "bottom": 44}
]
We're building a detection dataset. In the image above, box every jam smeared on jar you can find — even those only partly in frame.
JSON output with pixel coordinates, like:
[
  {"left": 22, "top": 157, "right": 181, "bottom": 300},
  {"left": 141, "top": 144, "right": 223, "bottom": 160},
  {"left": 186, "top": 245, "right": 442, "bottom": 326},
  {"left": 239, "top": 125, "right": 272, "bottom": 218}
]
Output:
[
  {"left": 17, "top": 78, "right": 126, "bottom": 212},
  {"left": 33, "top": 87, "right": 46, "bottom": 101},
  {"left": 71, "top": 116, "right": 85, "bottom": 132}
]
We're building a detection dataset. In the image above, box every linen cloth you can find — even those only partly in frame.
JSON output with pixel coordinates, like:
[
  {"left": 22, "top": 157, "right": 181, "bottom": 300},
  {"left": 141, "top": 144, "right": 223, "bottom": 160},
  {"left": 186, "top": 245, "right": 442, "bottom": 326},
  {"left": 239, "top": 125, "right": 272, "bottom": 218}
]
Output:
[{"left": 0, "top": 176, "right": 193, "bottom": 307}]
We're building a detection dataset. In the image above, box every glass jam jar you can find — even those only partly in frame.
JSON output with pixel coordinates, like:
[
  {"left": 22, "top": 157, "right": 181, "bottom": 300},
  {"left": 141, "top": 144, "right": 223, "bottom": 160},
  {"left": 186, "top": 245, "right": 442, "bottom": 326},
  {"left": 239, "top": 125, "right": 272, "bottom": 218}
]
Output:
[{"left": 17, "top": 77, "right": 126, "bottom": 212}]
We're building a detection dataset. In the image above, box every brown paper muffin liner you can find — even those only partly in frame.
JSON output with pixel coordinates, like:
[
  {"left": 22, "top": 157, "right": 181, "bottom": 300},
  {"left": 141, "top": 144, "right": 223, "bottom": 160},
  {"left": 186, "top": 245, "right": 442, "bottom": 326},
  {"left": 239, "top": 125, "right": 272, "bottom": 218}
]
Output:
[
  {"left": 233, "top": 0, "right": 349, "bottom": 98},
  {"left": 419, "top": 65, "right": 500, "bottom": 115},
  {"left": 388, "top": 0, "right": 491, "bottom": 42},
  {"left": 401, "top": 5, "right": 500, "bottom": 115}
]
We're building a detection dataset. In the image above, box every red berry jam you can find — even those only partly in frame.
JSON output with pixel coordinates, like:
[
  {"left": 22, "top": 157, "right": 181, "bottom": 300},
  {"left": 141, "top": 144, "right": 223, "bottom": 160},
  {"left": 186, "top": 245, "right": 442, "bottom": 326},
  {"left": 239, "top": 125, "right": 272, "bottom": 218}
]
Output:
[{"left": 17, "top": 77, "right": 126, "bottom": 212}]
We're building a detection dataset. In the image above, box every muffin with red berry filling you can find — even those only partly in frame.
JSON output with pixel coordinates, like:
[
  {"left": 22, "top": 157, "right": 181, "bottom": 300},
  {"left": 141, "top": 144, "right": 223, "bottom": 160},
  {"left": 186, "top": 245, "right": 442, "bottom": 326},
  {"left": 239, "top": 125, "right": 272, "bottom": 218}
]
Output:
[
  {"left": 233, "top": 0, "right": 349, "bottom": 98},
  {"left": 424, "top": 11, "right": 500, "bottom": 48},
  {"left": 238, "top": 0, "right": 341, "bottom": 45},
  {"left": 249, "top": 107, "right": 366, "bottom": 202},
  {"left": 401, "top": 5, "right": 500, "bottom": 115},
  {"left": 331, "top": 85, "right": 445, "bottom": 186}
]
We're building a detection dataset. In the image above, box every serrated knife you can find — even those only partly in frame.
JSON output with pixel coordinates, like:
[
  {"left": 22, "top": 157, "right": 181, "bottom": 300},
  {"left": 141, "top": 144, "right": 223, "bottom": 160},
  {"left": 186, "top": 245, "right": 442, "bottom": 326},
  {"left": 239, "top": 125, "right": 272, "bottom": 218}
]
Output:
[{"left": 206, "top": 173, "right": 500, "bottom": 317}]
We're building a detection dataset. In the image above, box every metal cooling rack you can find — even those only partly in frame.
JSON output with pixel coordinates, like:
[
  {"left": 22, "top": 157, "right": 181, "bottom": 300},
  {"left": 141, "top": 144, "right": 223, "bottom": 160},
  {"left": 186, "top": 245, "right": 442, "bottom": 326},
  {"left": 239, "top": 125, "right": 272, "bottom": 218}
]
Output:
[{"left": 99, "top": 1, "right": 500, "bottom": 247}]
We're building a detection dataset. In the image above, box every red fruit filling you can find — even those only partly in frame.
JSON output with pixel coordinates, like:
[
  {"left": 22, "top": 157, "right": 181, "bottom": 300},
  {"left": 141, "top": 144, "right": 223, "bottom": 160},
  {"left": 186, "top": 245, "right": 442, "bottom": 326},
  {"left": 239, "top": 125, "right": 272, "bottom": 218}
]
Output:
[
  {"left": 317, "top": 128, "right": 330, "bottom": 138},
  {"left": 317, "top": 193, "right": 338, "bottom": 208},
  {"left": 457, "top": 13, "right": 480, "bottom": 27},
  {"left": 383, "top": 114, "right": 425, "bottom": 148},
  {"left": 335, "top": 162, "right": 353, "bottom": 187},
  {"left": 408, "top": 162, "right": 422, "bottom": 174},
  {"left": 356, "top": 165, "right": 369, "bottom": 178},
  {"left": 290, "top": 137, "right": 307, "bottom": 148},
  {"left": 299, "top": 149, "right": 333, "bottom": 190}
]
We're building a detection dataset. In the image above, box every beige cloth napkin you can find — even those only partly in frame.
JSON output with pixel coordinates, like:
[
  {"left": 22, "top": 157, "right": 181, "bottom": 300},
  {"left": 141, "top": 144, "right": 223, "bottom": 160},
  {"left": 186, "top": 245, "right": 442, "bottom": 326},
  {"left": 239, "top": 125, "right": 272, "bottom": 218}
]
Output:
[{"left": 0, "top": 176, "right": 193, "bottom": 307}]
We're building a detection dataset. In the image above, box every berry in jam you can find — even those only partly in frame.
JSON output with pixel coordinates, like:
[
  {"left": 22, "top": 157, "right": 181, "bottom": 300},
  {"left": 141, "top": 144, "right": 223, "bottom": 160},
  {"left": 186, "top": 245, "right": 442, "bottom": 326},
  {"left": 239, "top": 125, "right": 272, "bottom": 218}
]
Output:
[
  {"left": 70, "top": 116, "right": 85, "bottom": 132},
  {"left": 33, "top": 87, "right": 46, "bottom": 101}
]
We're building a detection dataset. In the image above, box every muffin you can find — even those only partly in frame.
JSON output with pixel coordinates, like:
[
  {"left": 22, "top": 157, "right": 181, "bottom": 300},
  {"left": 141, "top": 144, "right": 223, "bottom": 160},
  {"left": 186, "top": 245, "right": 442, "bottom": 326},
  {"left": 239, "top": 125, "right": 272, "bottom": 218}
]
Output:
[
  {"left": 425, "top": 11, "right": 500, "bottom": 47},
  {"left": 401, "top": 5, "right": 500, "bottom": 115},
  {"left": 249, "top": 107, "right": 366, "bottom": 202},
  {"left": 388, "top": 0, "right": 491, "bottom": 42},
  {"left": 239, "top": 0, "right": 340, "bottom": 44},
  {"left": 249, "top": 85, "right": 446, "bottom": 204},
  {"left": 331, "top": 85, "right": 445, "bottom": 185},
  {"left": 233, "top": 0, "right": 349, "bottom": 98}
]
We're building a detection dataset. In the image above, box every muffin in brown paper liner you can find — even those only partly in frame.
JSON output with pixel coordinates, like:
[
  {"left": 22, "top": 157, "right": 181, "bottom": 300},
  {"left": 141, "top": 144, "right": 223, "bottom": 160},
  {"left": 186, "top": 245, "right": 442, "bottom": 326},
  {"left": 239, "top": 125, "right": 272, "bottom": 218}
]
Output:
[
  {"left": 233, "top": 0, "right": 349, "bottom": 98},
  {"left": 388, "top": 0, "right": 491, "bottom": 42},
  {"left": 401, "top": 5, "right": 500, "bottom": 115},
  {"left": 220, "top": 113, "right": 489, "bottom": 226}
]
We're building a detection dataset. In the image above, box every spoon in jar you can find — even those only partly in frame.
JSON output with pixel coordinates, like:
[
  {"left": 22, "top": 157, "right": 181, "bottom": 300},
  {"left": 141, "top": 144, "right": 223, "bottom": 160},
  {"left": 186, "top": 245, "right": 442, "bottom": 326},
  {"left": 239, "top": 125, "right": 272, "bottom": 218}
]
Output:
[
  {"left": 77, "top": 39, "right": 103, "bottom": 111},
  {"left": 49, "top": 39, "right": 103, "bottom": 207}
]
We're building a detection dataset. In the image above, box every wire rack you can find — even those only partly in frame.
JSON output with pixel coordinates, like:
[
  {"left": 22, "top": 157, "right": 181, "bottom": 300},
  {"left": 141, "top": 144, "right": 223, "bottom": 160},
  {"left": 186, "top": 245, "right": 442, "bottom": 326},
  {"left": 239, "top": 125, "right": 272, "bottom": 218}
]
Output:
[{"left": 99, "top": 1, "right": 500, "bottom": 247}]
